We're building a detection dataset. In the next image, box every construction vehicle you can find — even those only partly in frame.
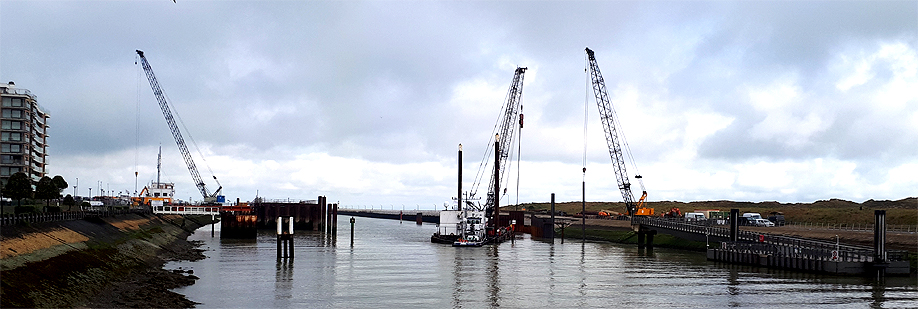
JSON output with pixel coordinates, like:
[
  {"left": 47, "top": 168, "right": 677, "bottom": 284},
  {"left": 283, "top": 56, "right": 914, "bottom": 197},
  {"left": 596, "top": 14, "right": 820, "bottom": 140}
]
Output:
[
  {"left": 136, "top": 50, "right": 224, "bottom": 204},
  {"left": 585, "top": 47, "right": 652, "bottom": 216},
  {"left": 661, "top": 207, "right": 682, "bottom": 218}
]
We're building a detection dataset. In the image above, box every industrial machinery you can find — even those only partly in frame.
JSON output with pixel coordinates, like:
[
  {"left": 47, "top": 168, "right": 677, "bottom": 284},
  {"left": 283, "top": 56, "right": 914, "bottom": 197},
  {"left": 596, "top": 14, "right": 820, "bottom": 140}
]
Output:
[
  {"left": 469, "top": 67, "right": 527, "bottom": 232},
  {"left": 585, "top": 47, "right": 652, "bottom": 216},
  {"left": 136, "top": 50, "right": 224, "bottom": 204}
]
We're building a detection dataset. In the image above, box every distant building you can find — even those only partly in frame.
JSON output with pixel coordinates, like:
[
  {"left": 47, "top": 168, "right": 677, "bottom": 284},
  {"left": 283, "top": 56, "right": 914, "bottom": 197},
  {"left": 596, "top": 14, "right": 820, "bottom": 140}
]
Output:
[{"left": 0, "top": 82, "right": 49, "bottom": 186}]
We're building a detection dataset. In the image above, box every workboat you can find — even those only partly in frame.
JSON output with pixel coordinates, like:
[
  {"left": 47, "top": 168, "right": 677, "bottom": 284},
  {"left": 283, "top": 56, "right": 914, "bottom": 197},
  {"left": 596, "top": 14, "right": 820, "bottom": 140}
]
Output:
[
  {"left": 453, "top": 234, "right": 484, "bottom": 247},
  {"left": 451, "top": 209, "right": 487, "bottom": 247},
  {"left": 431, "top": 198, "right": 486, "bottom": 245}
]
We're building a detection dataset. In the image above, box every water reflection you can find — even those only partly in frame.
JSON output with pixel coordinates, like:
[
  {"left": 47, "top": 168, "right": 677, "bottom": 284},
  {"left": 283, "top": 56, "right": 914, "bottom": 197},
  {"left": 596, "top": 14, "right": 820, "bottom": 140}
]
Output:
[
  {"left": 487, "top": 245, "right": 500, "bottom": 307},
  {"left": 167, "top": 219, "right": 916, "bottom": 309},
  {"left": 274, "top": 259, "right": 293, "bottom": 301}
]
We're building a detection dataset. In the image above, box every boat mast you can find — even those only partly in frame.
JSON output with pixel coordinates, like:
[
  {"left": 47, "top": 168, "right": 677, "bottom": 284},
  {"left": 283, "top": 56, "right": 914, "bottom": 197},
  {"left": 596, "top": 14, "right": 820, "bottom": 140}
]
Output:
[{"left": 156, "top": 145, "right": 162, "bottom": 185}]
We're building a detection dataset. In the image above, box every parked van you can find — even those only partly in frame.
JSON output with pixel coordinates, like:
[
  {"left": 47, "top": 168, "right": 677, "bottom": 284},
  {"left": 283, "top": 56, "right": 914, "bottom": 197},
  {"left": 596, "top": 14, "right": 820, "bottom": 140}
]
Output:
[
  {"left": 81, "top": 200, "right": 104, "bottom": 211},
  {"left": 684, "top": 212, "right": 706, "bottom": 221},
  {"left": 742, "top": 213, "right": 763, "bottom": 220}
]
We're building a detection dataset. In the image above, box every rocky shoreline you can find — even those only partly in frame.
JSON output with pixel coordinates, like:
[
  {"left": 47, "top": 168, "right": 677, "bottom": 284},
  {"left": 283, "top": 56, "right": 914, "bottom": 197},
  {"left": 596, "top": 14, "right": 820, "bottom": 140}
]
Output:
[{"left": 1, "top": 213, "right": 215, "bottom": 308}]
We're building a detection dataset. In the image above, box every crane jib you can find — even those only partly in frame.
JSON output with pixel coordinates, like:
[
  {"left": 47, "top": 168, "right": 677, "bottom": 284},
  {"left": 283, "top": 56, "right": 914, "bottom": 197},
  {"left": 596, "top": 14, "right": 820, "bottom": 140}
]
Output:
[
  {"left": 136, "top": 50, "right": 218, "bottom": 201},
  {"left": 481, "top": 67, "right": 527, "bottom": 211},
  {"left": 585, "top": 47, "right": 647, "bottom": 216}
]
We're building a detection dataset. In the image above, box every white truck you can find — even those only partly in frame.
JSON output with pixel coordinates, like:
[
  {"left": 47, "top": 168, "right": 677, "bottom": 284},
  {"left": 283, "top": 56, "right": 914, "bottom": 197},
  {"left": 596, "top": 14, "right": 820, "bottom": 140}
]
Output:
[{"left": 684, "top": 212, "right": 706, "bottom": 221}]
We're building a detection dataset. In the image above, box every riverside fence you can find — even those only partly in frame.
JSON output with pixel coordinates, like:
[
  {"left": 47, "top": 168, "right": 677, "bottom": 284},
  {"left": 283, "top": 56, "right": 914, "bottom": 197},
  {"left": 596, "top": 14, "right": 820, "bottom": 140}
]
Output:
[{"left": 0, "top": 209, "right": 153, "bottom": 227}]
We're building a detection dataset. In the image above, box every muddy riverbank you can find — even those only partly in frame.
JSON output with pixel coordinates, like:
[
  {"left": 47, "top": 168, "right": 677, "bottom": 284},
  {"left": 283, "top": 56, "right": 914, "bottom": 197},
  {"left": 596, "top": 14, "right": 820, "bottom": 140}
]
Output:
[{"left": 1, "top": 213, "right": 216, "bottom": 308}]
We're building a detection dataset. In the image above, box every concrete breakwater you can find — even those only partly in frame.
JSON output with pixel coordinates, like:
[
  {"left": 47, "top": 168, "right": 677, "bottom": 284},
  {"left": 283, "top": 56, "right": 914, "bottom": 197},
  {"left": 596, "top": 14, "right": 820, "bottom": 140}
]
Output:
[{"left": 1, "top": 213, "right": 216, "bottom": 308}]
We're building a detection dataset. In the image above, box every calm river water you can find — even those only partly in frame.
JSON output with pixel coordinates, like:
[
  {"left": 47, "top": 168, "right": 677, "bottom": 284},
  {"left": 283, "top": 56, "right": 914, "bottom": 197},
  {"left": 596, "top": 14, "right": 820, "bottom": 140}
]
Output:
[{"left": 167, "top": 216, "right": 916, "bottom": 308}]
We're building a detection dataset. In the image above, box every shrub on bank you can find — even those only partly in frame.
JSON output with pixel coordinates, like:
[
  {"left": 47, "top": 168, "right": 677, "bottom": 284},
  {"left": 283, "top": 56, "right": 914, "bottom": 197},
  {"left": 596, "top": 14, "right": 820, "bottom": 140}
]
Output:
[{"left": 15, "top": 205, "right": 38, "bottom": 215}]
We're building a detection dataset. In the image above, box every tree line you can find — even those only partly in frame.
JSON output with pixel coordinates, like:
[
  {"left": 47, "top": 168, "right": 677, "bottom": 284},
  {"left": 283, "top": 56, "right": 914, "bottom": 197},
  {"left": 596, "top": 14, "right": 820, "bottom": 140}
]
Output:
[{"left": 2, "top": 172, "right": 74, "bottom": 213}]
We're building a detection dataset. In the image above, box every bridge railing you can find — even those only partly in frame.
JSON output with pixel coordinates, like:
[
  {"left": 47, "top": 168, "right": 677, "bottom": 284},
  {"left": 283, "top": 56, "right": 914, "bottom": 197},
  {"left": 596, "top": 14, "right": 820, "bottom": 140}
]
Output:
[
  {"left": 785, "top": 221, "right": 917, "bottom": 233},
  {"left": 153, "top": 206, "right": 221, "bottom": 215},
  {"left": 719, "top": 242, "right": 875, "bottom": 262},
  {"left": 636, "top": 216, "right": 890, "bottom": 261}
]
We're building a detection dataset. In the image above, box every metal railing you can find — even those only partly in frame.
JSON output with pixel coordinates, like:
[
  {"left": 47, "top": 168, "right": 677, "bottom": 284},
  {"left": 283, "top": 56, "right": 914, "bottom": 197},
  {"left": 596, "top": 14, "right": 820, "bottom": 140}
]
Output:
[
  {"left": 257, "top": 198, "right": 319, "bottom": 204},
  {"left": 153, "top": 206, "right": 220, "bottom": 215},
  {"left": 634, "top": 216, "right": 898, "bottom": 261},
  {"left": 0, "top": 209, "right": 152, "bottom": 227},
  {"left": 785, "top": 221, "right": 917, "bottom": 233}
]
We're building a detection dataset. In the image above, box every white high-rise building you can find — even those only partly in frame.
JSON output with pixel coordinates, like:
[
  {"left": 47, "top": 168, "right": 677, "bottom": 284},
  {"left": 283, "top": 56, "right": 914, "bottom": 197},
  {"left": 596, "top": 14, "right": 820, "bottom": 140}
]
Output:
[{"left": 0, "top": 81, "right": 49, "bottom": 186}]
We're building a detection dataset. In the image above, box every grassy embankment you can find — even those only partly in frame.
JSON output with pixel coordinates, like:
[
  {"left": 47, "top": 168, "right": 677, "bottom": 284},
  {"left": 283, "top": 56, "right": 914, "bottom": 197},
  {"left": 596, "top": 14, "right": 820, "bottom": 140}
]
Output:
[
  {"left": 507, "top": 197, "right": 917, "bottom": 226},
  {"left": 503, "top": 198, "right": 916, "bottom": 255}
]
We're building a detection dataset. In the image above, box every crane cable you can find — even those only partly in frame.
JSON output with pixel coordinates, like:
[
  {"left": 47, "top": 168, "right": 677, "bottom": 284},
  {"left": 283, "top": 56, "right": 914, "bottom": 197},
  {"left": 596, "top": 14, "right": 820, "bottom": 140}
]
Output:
[{"left": 160, "top": 79, "right": 221, "bottom": 190}]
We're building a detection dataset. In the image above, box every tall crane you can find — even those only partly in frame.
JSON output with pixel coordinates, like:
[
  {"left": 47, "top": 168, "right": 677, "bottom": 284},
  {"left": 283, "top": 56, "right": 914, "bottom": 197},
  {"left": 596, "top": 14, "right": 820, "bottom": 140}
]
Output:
[
  {"left": 136, "top": 50, "right": 223, "bottom": 203},
  {"left": 469, "top": 67, "right": 527, "bottom": 228},
  {"left": 585, "top": 47, "right": 651, "bottom": 216}
]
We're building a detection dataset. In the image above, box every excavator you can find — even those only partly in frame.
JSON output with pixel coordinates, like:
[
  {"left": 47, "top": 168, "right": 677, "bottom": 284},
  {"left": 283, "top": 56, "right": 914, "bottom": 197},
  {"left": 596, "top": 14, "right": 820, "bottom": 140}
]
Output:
[{"left": 585, "top": 47, "right": 653, "bottom": 217}]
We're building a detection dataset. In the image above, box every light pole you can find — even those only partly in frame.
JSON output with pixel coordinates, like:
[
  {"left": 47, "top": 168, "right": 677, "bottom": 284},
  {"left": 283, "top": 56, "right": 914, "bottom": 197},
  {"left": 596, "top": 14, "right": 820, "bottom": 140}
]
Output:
[{"left": 75, "top": 177, "right": 78, "bottom": 197}]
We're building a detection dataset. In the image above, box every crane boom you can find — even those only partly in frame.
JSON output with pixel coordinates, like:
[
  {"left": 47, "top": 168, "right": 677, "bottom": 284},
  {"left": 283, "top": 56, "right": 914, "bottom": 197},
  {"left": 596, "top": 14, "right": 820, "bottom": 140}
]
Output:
[
  {"left": 585, "top": 47, "right": 649, "bottom": 216},
  {"left": 484, "top": 67, "right": 527, "bottom": 217},
  {"left": 136, "top": 50, "right": 222, "bottom": 201}
]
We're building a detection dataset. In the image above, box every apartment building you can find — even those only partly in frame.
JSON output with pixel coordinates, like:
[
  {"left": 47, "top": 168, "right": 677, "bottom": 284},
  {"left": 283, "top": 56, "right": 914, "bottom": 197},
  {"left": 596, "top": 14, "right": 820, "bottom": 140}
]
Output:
[{"left": 0, "top": 82, "right": 49, "bottom": 186}]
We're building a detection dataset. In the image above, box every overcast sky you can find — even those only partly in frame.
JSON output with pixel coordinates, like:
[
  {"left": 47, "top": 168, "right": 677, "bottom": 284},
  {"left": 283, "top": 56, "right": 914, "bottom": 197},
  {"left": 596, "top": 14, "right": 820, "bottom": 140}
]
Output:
[{"left": 1, "top": 1, "right": 915, "bottom": 209}]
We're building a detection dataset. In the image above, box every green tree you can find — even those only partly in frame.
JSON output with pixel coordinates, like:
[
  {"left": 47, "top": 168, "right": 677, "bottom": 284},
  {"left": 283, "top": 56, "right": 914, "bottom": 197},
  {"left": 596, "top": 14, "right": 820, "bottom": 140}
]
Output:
[
  {"left": 3, "top": 172, "right": 32, "bottom": 207},
  {"left": 35, "top": 176, "right": 58, "bottom": 211},
  {"left": 51, "top": 175, "right": 68, "bottom": 199},
  {"left": 62, "top": 194, "right": 76, "bottom": 211}
]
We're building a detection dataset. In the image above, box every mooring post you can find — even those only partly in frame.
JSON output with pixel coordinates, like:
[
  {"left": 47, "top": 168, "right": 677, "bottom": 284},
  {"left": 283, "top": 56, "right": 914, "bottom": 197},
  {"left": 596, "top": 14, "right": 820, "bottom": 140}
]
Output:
[
  {"left": 277, "top": 216, "right": 282, "bottom": 260},
  {"left": 646, "top": 230, "right": 655, "bottom": 250},
  {"left": 288, "top": 217, "right": 294, "bottom": 259},
  {"left": 637, "top": 230, "right": 645, "bottom": 249},
  {"left": 874, "top": 210, "right": 887, "bottom": 263},
  {"left": 350, "top": 217, "right": 356, "bottom": 247},
  {"left": 730, "top": 209, "right": 739, "bottom": 242},
  {"left": 333, "top": 203, "right": 338, "bottom": 234},
  {"left": 551, "top": 193, "right": 556, "bottom": 241}
]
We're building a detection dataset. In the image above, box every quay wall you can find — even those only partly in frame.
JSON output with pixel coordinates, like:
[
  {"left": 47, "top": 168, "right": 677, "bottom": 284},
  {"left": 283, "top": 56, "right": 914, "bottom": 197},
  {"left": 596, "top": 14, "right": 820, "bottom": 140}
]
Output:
[{"left": 0, "top": 213, "right": 216, "bottom": 308}]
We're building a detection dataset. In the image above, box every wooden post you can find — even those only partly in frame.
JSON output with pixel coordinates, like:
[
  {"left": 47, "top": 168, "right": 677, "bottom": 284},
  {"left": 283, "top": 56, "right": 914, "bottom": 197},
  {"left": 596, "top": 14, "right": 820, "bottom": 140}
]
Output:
[
  {"left": 350, "top": 217, "right": 355, "bottom": 246},
  {"left": 550, "top": 193, "right": 556, "bottom": 241}
]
